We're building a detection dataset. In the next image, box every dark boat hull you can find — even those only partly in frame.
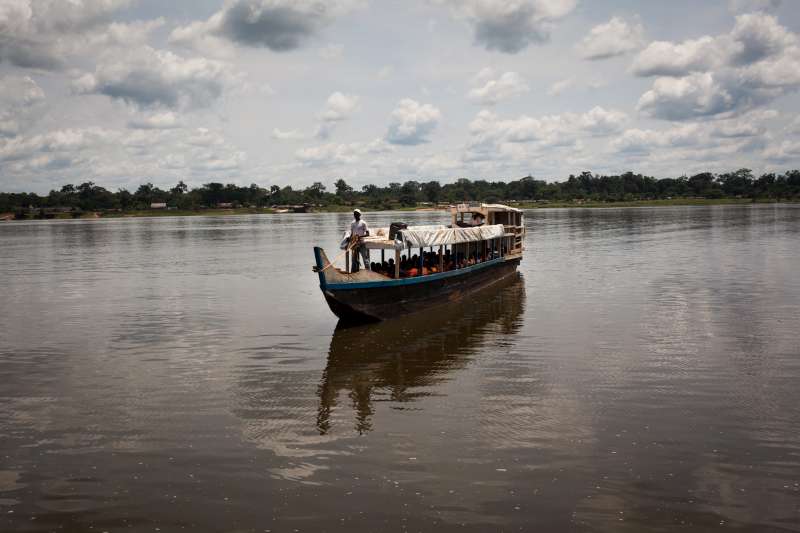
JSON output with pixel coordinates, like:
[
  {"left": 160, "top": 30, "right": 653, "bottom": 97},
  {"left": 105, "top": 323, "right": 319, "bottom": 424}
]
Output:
[{"left": 319, "top": 255, "right": 521, "bottom": 322}]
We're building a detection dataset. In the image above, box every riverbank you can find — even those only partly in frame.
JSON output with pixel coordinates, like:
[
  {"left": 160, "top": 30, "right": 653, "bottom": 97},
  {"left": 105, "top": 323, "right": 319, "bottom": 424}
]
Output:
[
  {"left": 2, "top": 198, "right": 796, "bottom": 221},
  {"left": 514, "top": 197, "right": 793, "bottom": 209}
]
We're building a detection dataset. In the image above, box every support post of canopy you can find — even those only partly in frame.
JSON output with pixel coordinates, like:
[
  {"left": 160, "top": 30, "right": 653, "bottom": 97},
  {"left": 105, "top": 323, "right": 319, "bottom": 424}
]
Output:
[
  {"left": 439, "top": 245, "right": 443, "bottom": 272},
  {"left": 395, "top": 249, "right": 400, "bottom": 278},
  {"left": 418, "top": 247, "right": 423, "bottom": 276},
  {"left": 381, "top": 249, "right": 384, "bottom": 263}
]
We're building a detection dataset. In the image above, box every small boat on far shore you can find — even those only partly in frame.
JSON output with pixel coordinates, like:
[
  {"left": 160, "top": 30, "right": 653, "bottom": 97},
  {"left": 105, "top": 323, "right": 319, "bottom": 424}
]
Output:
[{"left": 312, "top": 203, "right": 525, "bottom": 322}]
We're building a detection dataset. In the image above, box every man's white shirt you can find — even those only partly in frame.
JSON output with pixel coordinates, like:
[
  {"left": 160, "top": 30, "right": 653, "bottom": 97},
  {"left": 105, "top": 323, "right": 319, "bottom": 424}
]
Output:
[{"left": 351, "top": 219, "right": 368, "bottom": 237}]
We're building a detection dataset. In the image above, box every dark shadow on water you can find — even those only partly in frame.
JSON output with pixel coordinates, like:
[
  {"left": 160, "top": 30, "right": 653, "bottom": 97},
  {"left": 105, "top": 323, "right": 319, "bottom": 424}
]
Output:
[{"left": 317, "top": 274, "right": 526, "bottom": 435}]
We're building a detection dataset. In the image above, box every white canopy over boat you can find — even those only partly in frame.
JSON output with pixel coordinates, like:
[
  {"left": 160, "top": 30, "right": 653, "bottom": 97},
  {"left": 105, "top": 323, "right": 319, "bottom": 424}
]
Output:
[
  {"left": 356, "top": 224, "right": 506, "bottom": 250},
  {"left": 399, "top": 224, "right": 506, "bottom": 248}
]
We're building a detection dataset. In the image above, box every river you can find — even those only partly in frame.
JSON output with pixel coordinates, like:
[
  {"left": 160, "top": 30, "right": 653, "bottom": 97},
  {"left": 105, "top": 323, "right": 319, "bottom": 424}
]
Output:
[{"left": 1, "top": 205, "right": 798, "bottom": 532}]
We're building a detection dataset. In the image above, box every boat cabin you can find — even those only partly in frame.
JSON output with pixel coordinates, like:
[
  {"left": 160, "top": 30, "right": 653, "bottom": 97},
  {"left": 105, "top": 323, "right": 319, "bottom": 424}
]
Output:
[{"left": 451, "top": 203, "right": 524, "bottom": 255}]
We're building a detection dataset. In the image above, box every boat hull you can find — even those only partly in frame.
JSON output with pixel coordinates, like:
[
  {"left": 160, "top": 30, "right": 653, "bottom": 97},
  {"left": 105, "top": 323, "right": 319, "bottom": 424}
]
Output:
[{"left": 318, "top": 254, "right": 522, "bottom": 322}]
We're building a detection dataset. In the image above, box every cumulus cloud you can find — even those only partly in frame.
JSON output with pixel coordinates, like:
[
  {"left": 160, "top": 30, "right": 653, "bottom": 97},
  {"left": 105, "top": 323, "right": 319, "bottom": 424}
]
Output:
[
  {"left": 468, "top": 71, "right": 529, "bottom": 105},
  {"left": 580, "top": 106, "right": 629, "bottom": 135},
  {"left": 728, "top": 12, "right": 796, "bottom": 65},
  {"left": 633, "top": 13, "right": 800, "bottom": 120},
  {"left": 763, "top": 139, "right": 800, "bottom": 163},
  {"left": 74, "top": 46, "right": 234, "bottom": 109},
  {"left": 633, "top": 13, "right": 796, "bottom": 77},
  {"left": 313, "top": 91, "right": 359, "bottom": 139},
  {"left": 0, "top": 75, "right": 45, "bottom": 137},
  {"left": 0, "top": 0, "right": 133, "bottom": 69},
  {"left": 87, "top": 18, "right": 166, "bottom": 48},
  {"left": 170, "top": 0, "right": 361, "bottom": 53},
  {"left": 127, "top": 111, "right": 181, "bottom": 130},
  {"left": 296, "top": 138, "right": 392, "bottom": 166},
  {"left": 636, "top": 73, "right": 746, "bottom": 121},
  {"left": 272, "top": 128, "right": 306, "bottom": 140},
  {"left": 613, "top": 112, "right": 773, "bottom": 157},
  {"left": 577, "top": 17, "right": 645, "bottom": 60},
  {"left": 466, "top": 106, "right": 627, "bottom": 161},
  {"left": 319, "top": 92, "right": 359, "bottom": 122},
  {"left": 548, "top": 77, "right": 575, "bottom": 96},
  {"left": 1, "top": 124, "right": 247, "bottom": 188},
  {"left": 631, "top": 37, "right": 722, "bottom": 77},
  {"left": 441, "top": 0, "right": 577, "bottom": 53},
  {"left": 0, "top": 128, "right": 108, "bottom": 174},
  {"left": 385, "top": 99, "right": 442, "bottom": 145}
]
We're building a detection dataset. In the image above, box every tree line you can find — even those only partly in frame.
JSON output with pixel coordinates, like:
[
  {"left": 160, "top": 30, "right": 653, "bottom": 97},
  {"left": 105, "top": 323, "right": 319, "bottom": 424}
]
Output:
[{"left": 2, "top": 169, "right": 799, "bottom": 213}]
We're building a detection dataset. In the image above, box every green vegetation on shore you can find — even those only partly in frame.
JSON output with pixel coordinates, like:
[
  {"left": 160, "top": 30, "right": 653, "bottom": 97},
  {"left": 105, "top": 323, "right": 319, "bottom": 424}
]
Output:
[{"left": 2, "top": 169, "right": 799, "bottom": 220}]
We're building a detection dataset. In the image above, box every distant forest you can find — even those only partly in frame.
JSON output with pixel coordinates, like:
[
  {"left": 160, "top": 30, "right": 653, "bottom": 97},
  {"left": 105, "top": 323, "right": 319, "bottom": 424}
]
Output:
[{"left": 2, "top": 169, "right": 800, "bottom": 213}]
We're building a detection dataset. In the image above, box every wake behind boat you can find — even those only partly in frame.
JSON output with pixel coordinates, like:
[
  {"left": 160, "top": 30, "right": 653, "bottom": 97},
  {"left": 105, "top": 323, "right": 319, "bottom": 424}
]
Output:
[{"left": 312, "top": 203, "right": 524, "bottom": 322}]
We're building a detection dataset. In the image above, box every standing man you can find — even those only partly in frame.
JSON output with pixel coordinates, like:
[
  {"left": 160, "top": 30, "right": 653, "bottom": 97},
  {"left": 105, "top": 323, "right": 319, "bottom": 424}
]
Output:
[{"left": 350, "top": 209, "right": 370, "bottom": 272}]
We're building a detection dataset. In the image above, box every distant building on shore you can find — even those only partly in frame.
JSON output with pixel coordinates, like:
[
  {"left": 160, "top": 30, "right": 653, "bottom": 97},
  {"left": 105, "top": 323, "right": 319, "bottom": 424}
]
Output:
[{"left": 150, "top": 203, "right": 167, "bottom": 209}]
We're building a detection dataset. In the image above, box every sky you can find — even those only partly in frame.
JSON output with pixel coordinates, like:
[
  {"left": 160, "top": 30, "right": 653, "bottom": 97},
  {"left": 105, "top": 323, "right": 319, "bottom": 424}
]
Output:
[{"left": 2, "top": 0, "right": 800, "bottom": 193}]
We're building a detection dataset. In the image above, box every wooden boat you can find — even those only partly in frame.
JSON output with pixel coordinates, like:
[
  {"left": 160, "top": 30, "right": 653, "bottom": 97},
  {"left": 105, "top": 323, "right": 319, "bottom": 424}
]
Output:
[{"left": 312, "top": 203, "right": 524, "bottom": 322}]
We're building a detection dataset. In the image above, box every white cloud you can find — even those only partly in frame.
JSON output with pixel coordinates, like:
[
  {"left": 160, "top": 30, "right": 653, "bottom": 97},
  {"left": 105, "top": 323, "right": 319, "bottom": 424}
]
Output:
[
  {"left": 636, "top": 73, "right": 743, "bottom": 120},
  {"left": 272, "top": 128, "right": 306, "bottom": 140},
  {"left": 0, "top": 127, "right": 109, "bottom": 169},
  {"left": 440, "top": 0, "right": 577, "bottom": 53},
  {"left": 547, "top": 77, "right": 608, "bottom": 96},
  {"left": 0, "top": 0, "right": 134, "bottom": 69},
  {"left": 127, "top": 111, "right": 181, "bottom": 130},
  {"left": 468, "top": 71, "right": 529, "bottom": 105},
  {"left": 577, "top": 17, "right": 645, "bottom": 60},
  {"left": 296, "top": 138, "right": 393, "bottom": 166},
  {"left": 169, "top": 0, "right": 362, "bottom": 53},
  {"left": 0, "top": 124, "right": 248, "bottom": 189},
  {"left": 0, "top": 75, "right": 45, "bottom": 137},
  {"left": 579, "top": 106, "right": 629, "bottom": 135},
  {"left": 313, "top": 91, "right": 359, "bottom": 139},
  {"left": 386, "top": 99, "right": 442, "bottom": 145},
  {"left": 633, "top": 13, "right": 800, "bottom": 120},
  {"left": 319, "top": 92, "right": 359, "bottom": 122},
  {"left": 613, "top": 112, "right": 773, "bottom": 157},
  {"left": 465, "top": 106, "right": 627, "bottom": 161},
  {"left": 87, "top": 18, "right": 165, "bottom": 48},
  {"left": 74, "top": 46, "right": 235, "bottom": 110},
  {"left": 632, "top": 13, "right": 796, "bottom": 77},
  {"left": 763, "top": 139, "right": 800, "bottom": 163},
  {"left": 548, "top": 77, "right": 575, "bottom": 96},
  {"left": 728, "top": 12, "right": 796, "bottom": 65},
  {"left": 631, "top": 37, "right": 722, "bottom": 77}
]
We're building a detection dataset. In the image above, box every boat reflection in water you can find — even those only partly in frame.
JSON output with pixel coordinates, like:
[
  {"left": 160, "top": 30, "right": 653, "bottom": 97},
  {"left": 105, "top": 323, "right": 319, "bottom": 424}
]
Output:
[{"left": 316, "top": 274, "right": 526, "bottom": 435}]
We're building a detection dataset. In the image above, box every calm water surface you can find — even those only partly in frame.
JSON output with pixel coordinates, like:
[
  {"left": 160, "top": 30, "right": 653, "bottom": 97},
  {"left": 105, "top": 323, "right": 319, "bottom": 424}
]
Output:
[{"left": 1, "top": 205, "right": 799, "bottom": 532}]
